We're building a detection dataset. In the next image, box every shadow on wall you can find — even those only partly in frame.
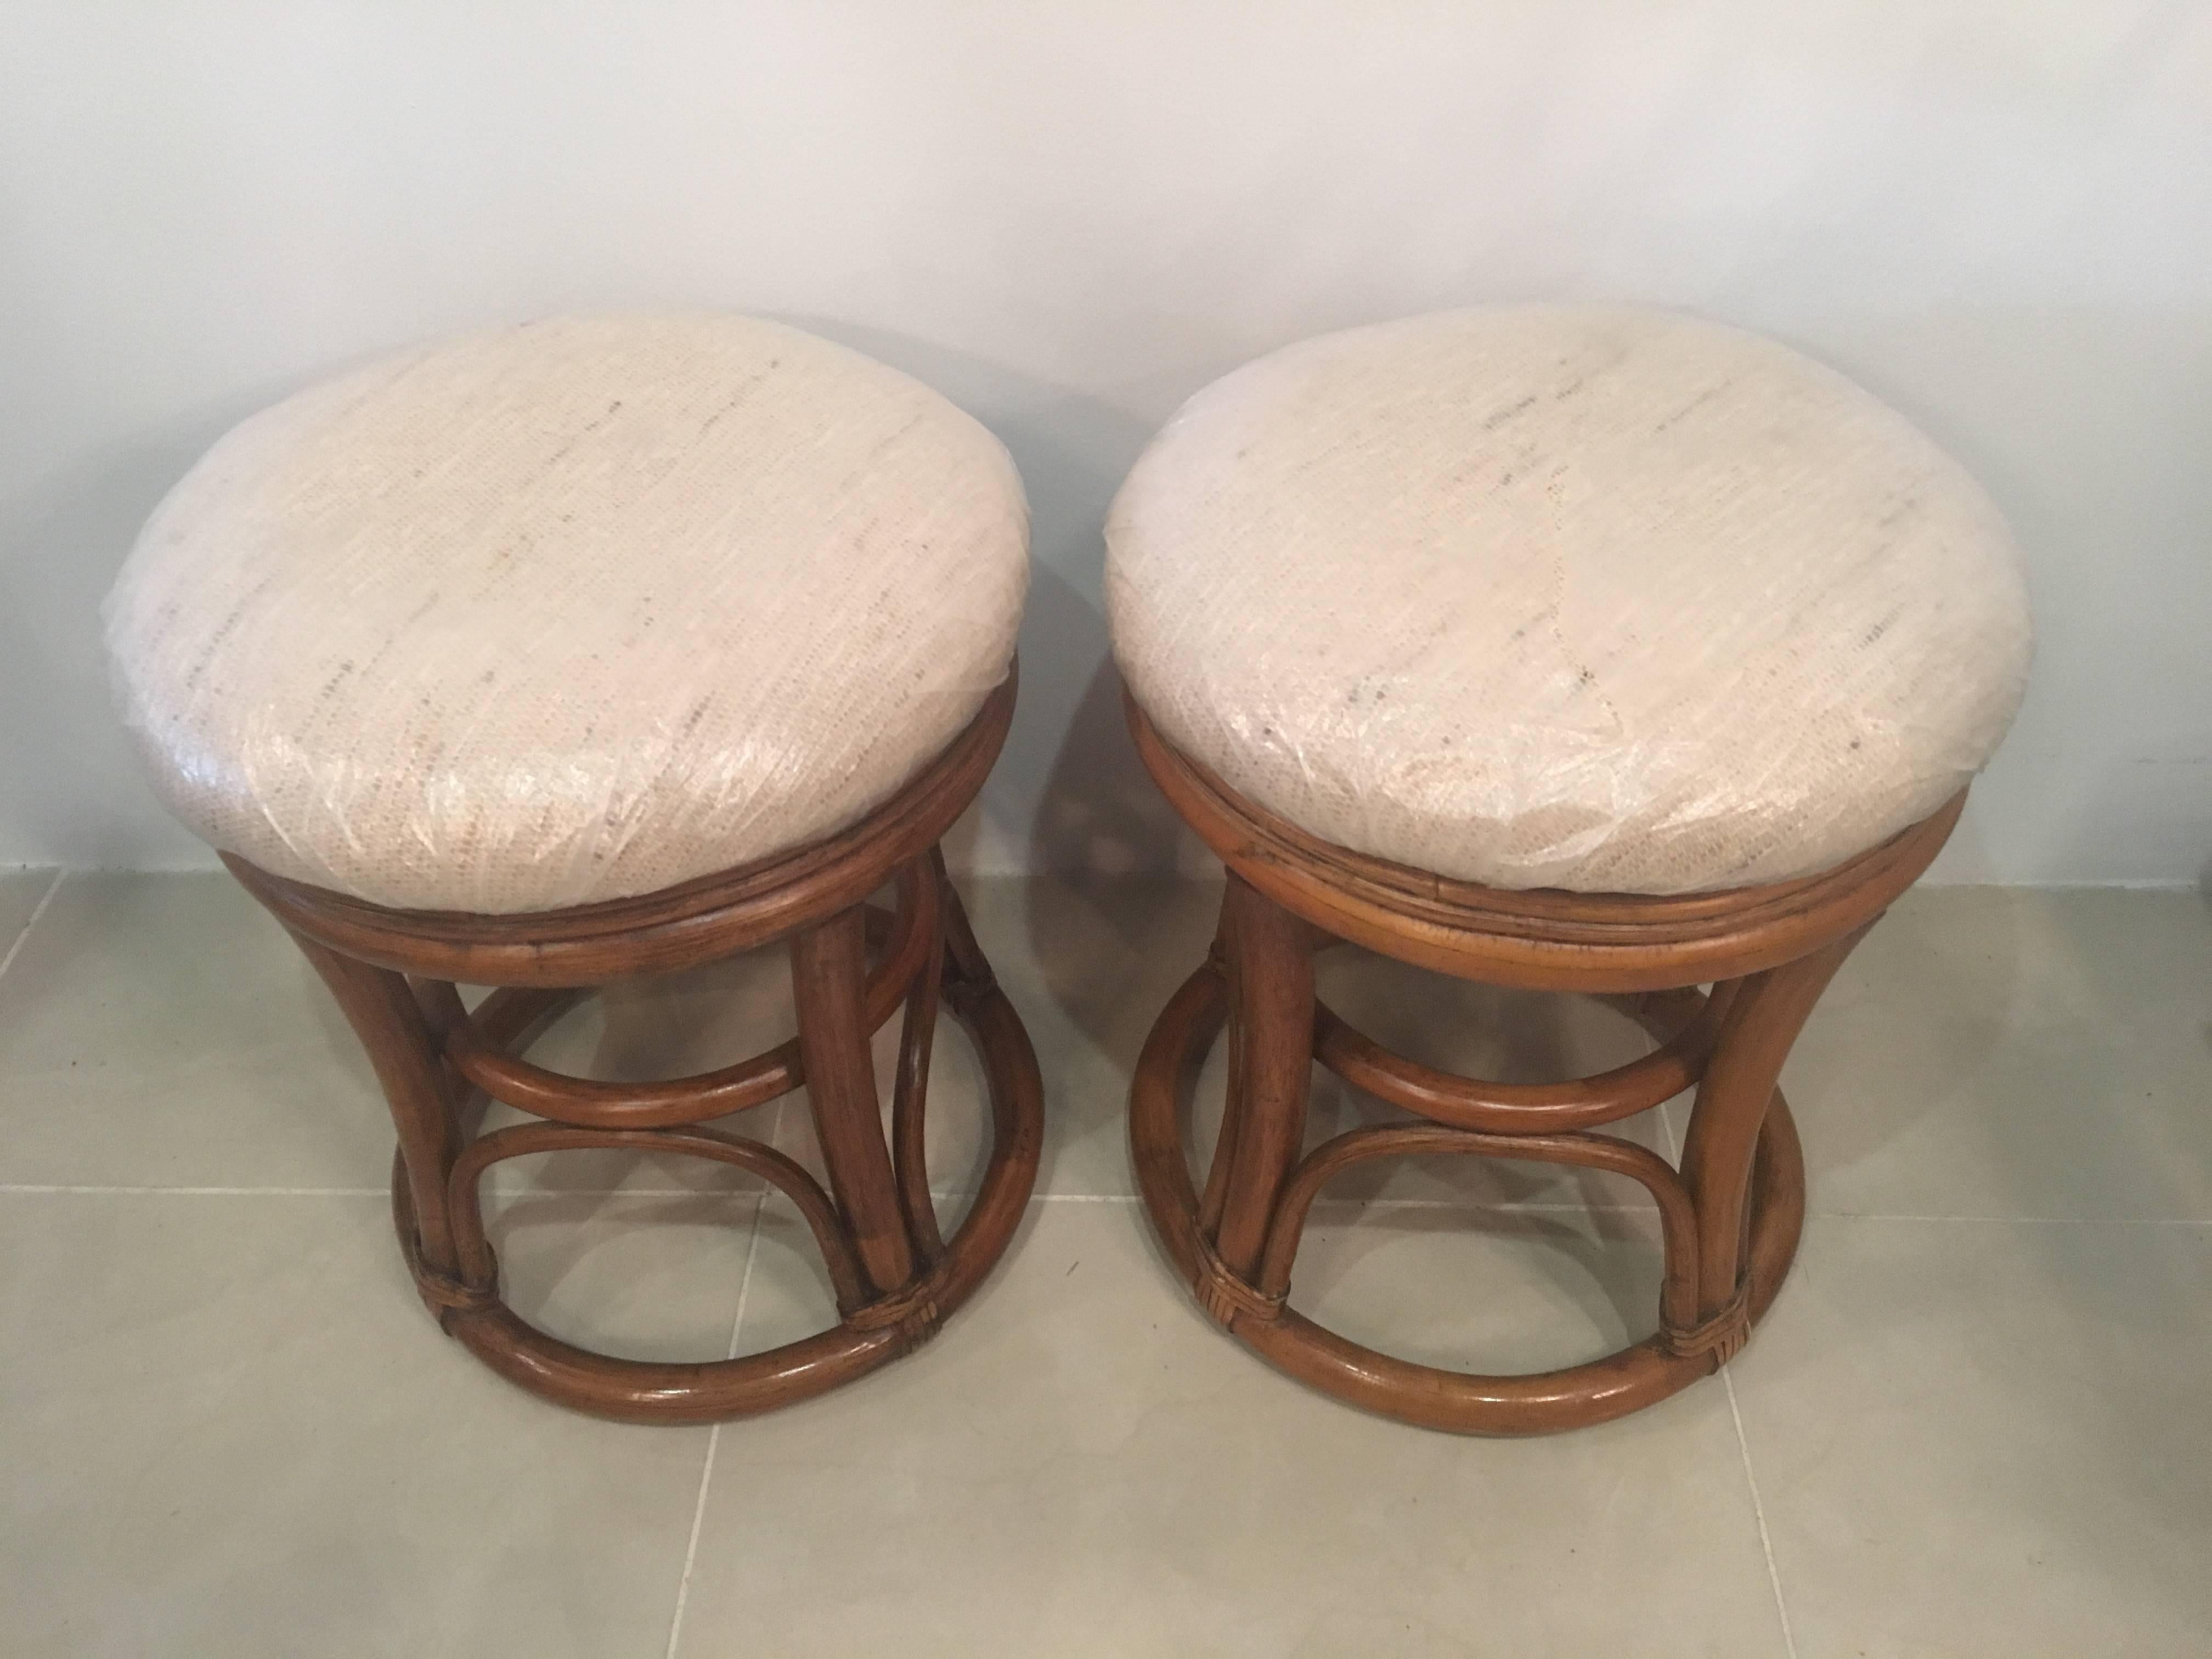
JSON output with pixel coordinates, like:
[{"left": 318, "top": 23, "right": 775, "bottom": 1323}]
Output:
[
  {"left": 776, "top": 314, "right": 1179, "bottom": 882},
  {"left": 1020, "top": 577, "right": 1190, "bottom": 878},
  {"left": 774, "top": 317, "right": 1222, "bottom": 1171},
  {"left": 0, "top": 430, "right": 250, "bottom": 870},
  {"left": 1802, "top": 300, "right": 2212, "bottom": 888}
]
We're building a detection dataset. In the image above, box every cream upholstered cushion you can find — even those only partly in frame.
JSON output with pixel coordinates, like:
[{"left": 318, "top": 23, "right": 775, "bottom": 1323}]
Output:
[
  {"left": 1108, "top": 305, "right": 2032, "bottom": 895},
  {"left": 105, "top": 314, "right": 1028, "bottom": 914}
]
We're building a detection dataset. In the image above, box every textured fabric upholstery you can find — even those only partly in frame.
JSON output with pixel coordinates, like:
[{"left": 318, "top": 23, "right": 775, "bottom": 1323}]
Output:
[
  {"left": 105, "top": 314, "right": 1029, "bottom": 913},
  {"left": 1108, "top": 304, "right": 2031, "bottom": 894}
]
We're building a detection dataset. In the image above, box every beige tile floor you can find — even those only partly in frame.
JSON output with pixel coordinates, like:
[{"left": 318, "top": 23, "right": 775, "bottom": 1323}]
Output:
[{"left": 2, "top": 866, "right": 2208, "bottom": 1657}]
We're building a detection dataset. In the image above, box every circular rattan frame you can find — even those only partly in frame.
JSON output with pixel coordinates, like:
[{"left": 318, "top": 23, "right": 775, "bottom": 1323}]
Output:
[
  {"left": 1125, "top": 691, "right": 1961, "bottom": 1434},
  {"left": 229, "top": 676, "right": 1042, "bottom": 1424}
]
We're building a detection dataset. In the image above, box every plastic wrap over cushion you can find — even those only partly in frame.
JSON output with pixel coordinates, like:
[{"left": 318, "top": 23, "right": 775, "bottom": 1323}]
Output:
[
  {"left": 104, "top": 314, "right": 1029, "bottom": 914},
  {"left": 1107, "top": 304, "right": 2032, "bottom": 895}
]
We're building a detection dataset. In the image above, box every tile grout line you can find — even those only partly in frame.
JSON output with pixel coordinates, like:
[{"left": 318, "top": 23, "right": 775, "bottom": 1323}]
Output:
[
  {"left": 1807, "top": 1212, "right": 2212, "bottom": 1226},
  {"left": 0, "top": 868, "right": 66, "bottom": 988},
  {"left": 0, "top": 1184, "right": 394, "bottom": 1196},
  {"left": 664, "top": 1097, "right": 781, "bottom": 1659},
  {"left": 1295, "top": 1198, "right": 1666, "bottom": 1214},
  {"left": 1673, "top": 1074, "right": 1794, "bottom": 1650},
  {"left": 1724, "top": 1368, "right": 1799, "bottom": 1659},
  {"left": 660, "top": 1370, "right": 727, "bottom": 1658},
  {"left": 5, "top": 1183, "right": 2206, "bottom": 1228}
]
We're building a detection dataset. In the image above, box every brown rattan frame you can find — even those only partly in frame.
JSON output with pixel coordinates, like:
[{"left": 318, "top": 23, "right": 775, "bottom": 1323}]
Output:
[
  {"left": 1124, "top": 690, "right": 1963, "bottom": 1435},
  {"left": 228, "top": 676, "right": 1042, "bottom": 1424}
]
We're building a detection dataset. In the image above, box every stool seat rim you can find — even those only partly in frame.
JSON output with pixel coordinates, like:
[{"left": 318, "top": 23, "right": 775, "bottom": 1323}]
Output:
[
  {"left": 1127, "top": 688, "right": 1959, "bottom": 990},
  {"left": 229, "top": 669, "right": 1015, "bottom": 985}
]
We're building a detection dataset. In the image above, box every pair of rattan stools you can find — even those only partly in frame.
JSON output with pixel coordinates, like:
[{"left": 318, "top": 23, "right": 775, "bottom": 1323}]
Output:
[{"left": 105, "top": 307, "right": 2030, "bottom": 1433}]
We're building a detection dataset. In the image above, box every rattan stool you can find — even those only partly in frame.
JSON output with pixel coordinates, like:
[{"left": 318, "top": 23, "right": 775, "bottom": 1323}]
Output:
[
  {"left": 105, "top": 315, "right": 1042, "bottom": 1422},
  {"left": 1108, "top": 304, "right": 2032, "bottom": 1434}
]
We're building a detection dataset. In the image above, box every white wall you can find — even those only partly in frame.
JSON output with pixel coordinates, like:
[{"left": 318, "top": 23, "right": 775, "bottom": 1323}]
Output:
[{"left": 4, "top": 1, "right": 2207, "bottom": 885}]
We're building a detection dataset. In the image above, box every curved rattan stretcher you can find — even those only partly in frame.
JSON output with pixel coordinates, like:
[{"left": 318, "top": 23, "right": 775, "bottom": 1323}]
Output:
[
  {"left": 1125, "top": 691, "right": 1963, "bottom": 1435},
  {"left": 229, "top": 678, "right": 1042, "bottom": 1424}
]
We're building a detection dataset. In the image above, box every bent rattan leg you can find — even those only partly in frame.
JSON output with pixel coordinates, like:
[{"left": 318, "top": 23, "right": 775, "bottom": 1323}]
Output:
[
  {"left": 1129, "top": 895, "right": 1850, "bottom": 1436},
  {"left": 292, "top": 867, "right": 1042, "bottom": 1425}
]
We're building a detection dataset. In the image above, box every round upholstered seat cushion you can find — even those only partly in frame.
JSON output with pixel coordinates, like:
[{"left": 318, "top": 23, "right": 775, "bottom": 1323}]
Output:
[
  {"left": 1107, "top": 304, "right": 2032, "bottom": 895},
  {"left": 105, "top": 315, "right": 1028, "bottom": 913}
]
